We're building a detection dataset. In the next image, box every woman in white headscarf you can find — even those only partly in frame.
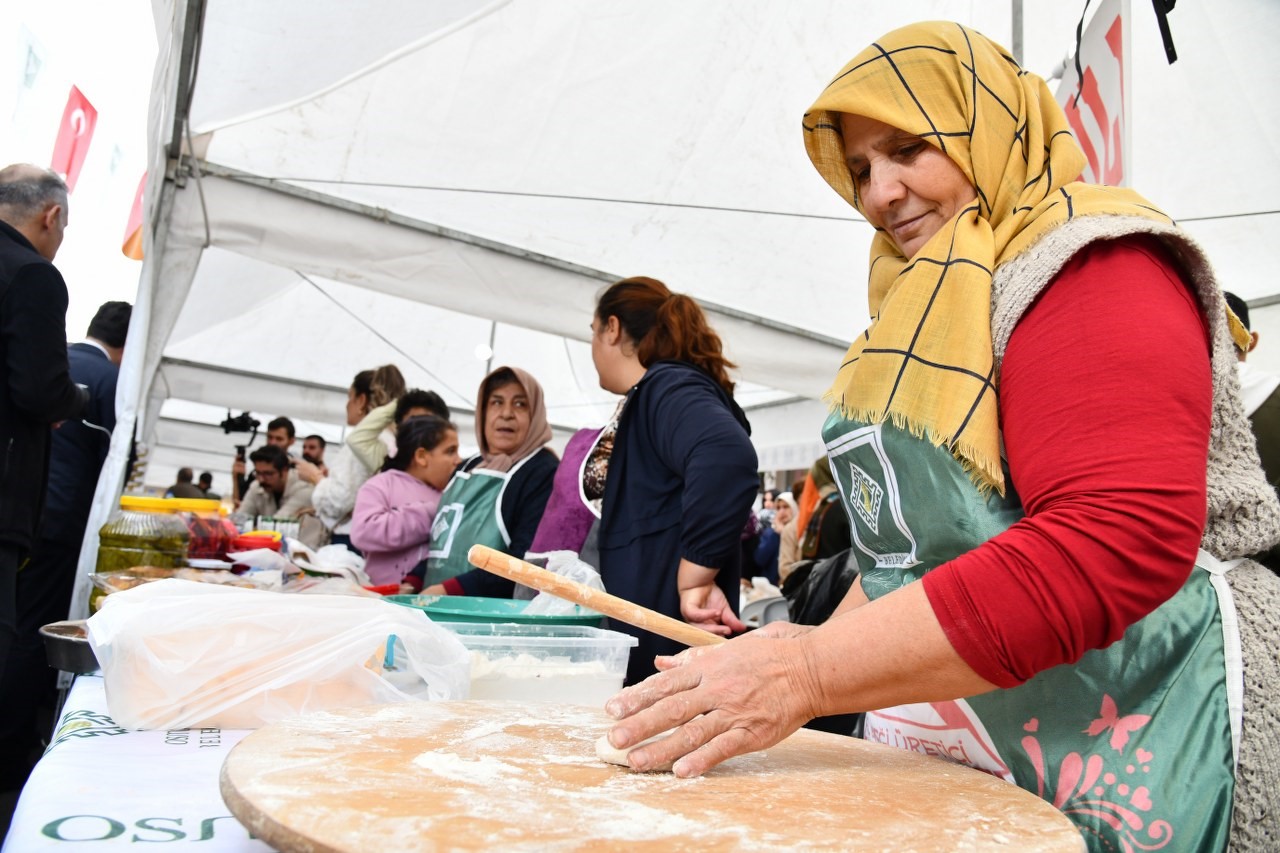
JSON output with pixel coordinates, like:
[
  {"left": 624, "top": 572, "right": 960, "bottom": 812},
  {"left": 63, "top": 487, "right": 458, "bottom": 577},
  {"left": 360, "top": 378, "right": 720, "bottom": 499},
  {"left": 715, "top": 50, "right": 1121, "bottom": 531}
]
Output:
[{"left": 409, "top": 366, "right": 558, "bottom": 596}]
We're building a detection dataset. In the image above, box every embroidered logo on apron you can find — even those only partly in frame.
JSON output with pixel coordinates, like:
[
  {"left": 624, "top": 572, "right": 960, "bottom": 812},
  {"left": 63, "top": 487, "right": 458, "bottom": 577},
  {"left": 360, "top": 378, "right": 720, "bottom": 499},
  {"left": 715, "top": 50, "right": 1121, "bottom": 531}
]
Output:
[
  {"left": 826, "top": 424, "right": 919, "bottom": 570},
  {"left": 427, "top": 503, "right": 465, "bottom": 561},
  {"left": 850, "top": 463, "right": 883, "bottom": 534}
]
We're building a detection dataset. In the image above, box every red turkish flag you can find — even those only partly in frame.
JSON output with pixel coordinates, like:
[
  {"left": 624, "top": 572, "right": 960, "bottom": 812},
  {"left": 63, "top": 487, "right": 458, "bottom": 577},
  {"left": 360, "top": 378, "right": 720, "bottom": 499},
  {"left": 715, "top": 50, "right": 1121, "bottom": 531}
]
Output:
[{"left": 50, "top": 86, "right": 98, "bottom": 192}]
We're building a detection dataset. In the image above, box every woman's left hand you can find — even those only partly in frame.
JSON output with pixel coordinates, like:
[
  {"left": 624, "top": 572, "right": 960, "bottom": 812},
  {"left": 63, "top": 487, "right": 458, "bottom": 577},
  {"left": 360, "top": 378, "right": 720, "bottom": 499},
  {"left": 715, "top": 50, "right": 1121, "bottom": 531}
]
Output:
[
  {"left": 603, "top": 633, "right": 822, "bottom": 777},
  {"left": 423, "top": 583, "right": 446, "bottom": 595},
  {"left": 679, "top": 582, "right": 746, "bottom": 636}
]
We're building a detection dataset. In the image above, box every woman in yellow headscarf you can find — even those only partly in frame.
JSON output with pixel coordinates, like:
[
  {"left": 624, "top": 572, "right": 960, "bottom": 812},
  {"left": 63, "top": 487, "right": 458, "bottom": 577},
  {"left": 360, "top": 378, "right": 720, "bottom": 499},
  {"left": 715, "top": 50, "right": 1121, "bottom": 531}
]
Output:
[{"left": 603, "top": 21, "right": 1280, "bottom": 850}]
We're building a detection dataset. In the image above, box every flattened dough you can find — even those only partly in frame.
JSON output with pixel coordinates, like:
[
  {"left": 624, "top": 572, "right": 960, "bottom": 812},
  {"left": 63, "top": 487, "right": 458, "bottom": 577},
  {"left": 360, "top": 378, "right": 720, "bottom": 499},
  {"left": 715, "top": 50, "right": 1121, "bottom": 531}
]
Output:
[{"left": 594, "top": 731, "right": 676, "bottom": 772}]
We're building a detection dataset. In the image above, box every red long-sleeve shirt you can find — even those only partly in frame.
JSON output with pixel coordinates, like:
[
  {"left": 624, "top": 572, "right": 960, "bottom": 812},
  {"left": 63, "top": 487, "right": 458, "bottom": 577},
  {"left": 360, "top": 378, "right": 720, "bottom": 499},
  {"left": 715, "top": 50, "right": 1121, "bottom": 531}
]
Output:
[{"left": 923, "top": 235, "right": 1212, "bottom": 687}]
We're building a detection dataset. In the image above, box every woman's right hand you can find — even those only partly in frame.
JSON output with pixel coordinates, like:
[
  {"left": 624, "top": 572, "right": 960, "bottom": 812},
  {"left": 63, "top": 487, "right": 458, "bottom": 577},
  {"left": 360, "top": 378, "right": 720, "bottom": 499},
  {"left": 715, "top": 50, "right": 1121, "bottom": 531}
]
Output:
[
  {"left": 751, "top": 620, "right": 814, "bottom": 640},
  {"left": 654, "top": 620, "right": 813, "bottom": 672},
  {"left": 679, "top": 582, "right": 746, "bottom": 636},
  {"left": 604, "top": 632, "right": 823, "bottom": 778}
]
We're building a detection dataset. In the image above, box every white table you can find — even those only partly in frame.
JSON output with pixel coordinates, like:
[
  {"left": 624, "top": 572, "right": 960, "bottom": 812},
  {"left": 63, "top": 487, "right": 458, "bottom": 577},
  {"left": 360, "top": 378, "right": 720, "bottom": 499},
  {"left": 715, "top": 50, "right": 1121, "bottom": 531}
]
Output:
[{"left": 2, "top": 675, "right": 269, "bottom": 851}]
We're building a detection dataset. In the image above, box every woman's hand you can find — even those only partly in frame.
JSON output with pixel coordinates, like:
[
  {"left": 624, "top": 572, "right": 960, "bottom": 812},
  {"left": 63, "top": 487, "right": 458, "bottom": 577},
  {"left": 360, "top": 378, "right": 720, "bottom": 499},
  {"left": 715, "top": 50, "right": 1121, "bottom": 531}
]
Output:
[
  {"left": 398, "top": 582, "right": 416, "bottom": 594},
  {"left": 679, "top": 582, "right": 746, "bottom": 636},
  {"left": 607, "top": 583, "right": 1000, "bottom": 780},
  {"left": 293, "top": 459, "right": 324, "bottom": 485},
  {"left": 422, "top": 583, "right": 446, "bottom": 596},
  {"left": 603, "top": 633, "right": 823, "bottom": 778},
  {"left": 676, "top": 558, "right": 745, "bottom": 637}
]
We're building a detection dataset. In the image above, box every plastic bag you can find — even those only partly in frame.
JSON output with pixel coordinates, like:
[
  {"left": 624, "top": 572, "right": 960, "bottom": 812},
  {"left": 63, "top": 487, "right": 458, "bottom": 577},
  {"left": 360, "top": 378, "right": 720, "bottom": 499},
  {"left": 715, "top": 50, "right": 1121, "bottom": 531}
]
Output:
[
  {"left": 523, "top": 551, "right": 605, "bottom": 615},
  {"left": 288, "top": 541, "right": 371, "bottom": 585},
  {"left": 225, "top": 547, "right": 296, "bottom": 573},
  {"left": 742, "top": 576, "right": 783, "bottom": 605},
  {"left": 86, "top": 578, "right": 470, "bottom": 729},
  {"left": 784, "top": 548, "right": 859, "bottom": 626}
]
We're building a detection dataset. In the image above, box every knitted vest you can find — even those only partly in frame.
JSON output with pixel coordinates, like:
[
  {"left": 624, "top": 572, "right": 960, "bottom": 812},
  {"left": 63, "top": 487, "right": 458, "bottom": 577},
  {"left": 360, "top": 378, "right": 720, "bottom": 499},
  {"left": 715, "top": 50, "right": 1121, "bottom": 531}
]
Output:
[{"left": 989, "top": 214, "right": 1280, "bottom": 850}]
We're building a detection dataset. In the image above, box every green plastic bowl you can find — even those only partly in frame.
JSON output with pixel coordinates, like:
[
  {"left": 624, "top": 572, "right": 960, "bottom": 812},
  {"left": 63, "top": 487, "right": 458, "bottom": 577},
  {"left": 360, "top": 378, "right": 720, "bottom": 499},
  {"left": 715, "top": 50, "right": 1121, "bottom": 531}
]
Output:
[{"left": 386, "top": 594, "right": 605, "bottom": 627}]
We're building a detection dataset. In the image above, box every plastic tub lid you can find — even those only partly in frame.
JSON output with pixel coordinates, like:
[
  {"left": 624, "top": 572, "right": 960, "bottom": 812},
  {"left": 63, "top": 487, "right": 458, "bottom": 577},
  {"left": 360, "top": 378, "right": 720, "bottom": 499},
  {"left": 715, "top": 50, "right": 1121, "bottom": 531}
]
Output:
[
  {"left": 443, "top": 621, "right": 638, "bottom": 647},
  {"left": 119, "top": 495, "right": 177, "bottom": 512},
  {"left": 386, "top": 595, "right": 604, "bottom": 627},
  {"left": 169, "top": 498, "right": 222, "bottom": 513}
]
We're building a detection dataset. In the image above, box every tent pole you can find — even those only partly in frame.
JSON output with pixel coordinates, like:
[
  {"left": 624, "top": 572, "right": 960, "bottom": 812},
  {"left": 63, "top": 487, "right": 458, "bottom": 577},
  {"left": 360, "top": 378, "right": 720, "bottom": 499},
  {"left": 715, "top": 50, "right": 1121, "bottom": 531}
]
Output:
[
  {"left": 1011, "top": 0, "right": 1024, "bottom": 65},
  {"left": 485, "top": 321, "right": 497, "bottom": 376},
  {"left": 168, "top": 0, "right": 208, "bottom": 161}
]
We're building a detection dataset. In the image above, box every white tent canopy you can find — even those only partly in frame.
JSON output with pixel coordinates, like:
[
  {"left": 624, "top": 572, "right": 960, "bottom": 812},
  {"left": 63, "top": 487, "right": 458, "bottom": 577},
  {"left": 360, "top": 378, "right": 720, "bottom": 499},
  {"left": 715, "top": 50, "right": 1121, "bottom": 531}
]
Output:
[{"left": 72, "top": 1, "right": 1280, "bottom": 612}]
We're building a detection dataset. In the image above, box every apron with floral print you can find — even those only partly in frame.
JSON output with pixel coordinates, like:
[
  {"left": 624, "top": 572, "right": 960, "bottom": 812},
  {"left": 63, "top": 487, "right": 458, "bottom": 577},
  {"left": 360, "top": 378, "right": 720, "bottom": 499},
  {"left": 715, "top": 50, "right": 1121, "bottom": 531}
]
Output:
[{"left": 823, "top": 414, "right": 1240, "bottom": 851}]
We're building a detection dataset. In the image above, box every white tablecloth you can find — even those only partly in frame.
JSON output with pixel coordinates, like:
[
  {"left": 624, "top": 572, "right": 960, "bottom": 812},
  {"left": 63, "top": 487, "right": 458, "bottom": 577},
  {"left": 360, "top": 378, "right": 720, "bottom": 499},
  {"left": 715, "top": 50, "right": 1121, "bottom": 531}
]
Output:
[{"left": 2, "top": 675, "right": 270, "bottom": 851}]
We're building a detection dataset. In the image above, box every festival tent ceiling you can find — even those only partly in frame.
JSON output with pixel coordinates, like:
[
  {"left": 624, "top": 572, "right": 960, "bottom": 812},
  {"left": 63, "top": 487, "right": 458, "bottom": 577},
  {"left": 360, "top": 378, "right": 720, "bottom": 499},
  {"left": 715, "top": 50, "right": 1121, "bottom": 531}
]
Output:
[{"left": 121, "top": 0, "right": 1279, "bottom": 496}]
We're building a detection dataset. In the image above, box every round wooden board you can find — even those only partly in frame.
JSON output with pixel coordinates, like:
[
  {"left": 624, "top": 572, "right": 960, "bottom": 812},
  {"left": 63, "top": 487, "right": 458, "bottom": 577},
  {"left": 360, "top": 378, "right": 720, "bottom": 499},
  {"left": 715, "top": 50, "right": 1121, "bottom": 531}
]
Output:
[{"left": 221, "top": 701, "right": 1083, "bottom": 852}]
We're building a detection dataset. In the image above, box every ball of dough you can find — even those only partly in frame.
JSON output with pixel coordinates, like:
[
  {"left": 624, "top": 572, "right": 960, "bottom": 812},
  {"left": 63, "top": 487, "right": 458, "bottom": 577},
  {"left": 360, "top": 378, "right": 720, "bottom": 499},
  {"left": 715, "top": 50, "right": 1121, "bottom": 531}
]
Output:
[{"left": 595, "top": 731, "right": 675, "bottom": 772}]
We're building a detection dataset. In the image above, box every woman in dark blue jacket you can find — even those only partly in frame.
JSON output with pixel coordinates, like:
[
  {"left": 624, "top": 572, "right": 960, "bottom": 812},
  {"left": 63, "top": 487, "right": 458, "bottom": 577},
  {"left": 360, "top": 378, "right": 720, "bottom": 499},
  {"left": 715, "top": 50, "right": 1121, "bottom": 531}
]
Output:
[{"left": 589, "top": 277, "right": 758, "bottom": 684}]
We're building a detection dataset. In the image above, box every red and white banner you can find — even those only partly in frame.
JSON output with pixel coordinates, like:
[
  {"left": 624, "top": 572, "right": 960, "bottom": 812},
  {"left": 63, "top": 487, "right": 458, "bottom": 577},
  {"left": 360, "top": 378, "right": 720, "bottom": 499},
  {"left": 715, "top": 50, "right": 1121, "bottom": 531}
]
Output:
[
  {"left": 1055, "top": 0, "right": 1131, "bottom": 187},
  {"left": 50, "top": 85, "right": 98, "bottom": 193}
]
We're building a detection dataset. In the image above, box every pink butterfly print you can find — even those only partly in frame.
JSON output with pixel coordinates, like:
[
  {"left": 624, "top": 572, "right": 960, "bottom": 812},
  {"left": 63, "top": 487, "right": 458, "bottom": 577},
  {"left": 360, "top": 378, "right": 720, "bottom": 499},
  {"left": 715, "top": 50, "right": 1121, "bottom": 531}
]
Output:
[{"left": 1085, "top": 694, "right": 1151, "bottom": 752}]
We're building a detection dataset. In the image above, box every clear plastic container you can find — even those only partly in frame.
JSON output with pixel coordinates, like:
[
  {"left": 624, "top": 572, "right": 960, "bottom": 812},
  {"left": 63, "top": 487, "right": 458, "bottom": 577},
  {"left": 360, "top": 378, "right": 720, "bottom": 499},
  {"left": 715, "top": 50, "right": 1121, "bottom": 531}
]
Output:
[
  {"left": 443, "top": 623, "right": 637, "bottom": 704},
  {"left": 95, "top": 496, "right": 190, "bottom": 574},
  {"left": 254, "top": 516, "right": 300, "bottom": 541},
  {"left": 170, "top": 498, "right": 236, "bottom": 559}
]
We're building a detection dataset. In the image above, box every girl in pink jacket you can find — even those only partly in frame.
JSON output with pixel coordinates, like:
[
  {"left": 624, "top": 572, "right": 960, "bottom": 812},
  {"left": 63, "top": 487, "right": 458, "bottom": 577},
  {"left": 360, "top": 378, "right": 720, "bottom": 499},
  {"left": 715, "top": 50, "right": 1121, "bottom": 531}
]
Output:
[{"left": 350, "top": 415, "right": 460, "bottom": 586}]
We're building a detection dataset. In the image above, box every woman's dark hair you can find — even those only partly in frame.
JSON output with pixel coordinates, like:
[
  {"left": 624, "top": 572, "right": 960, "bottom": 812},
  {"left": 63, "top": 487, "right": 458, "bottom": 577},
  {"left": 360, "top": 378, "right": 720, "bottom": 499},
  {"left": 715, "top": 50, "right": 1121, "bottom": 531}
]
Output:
[
  {"left": 595, "top": 276, "right": 736, "bottom": 396},
  {"left": 382, "top": 415, "right": 456, "bottom": 472},
  {"left": 394, "top": 389, "right": 450, "bottom": 424},
  {"left": 352, "top": 364, "right": 407, "bottom": 409}
]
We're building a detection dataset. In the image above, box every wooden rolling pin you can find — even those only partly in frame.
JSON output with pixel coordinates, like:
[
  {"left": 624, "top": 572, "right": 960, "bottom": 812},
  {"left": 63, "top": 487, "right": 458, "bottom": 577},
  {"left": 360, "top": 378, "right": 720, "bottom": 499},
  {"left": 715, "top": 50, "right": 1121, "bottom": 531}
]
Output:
[{"left": 467, "top": 544, "right": 725, "bottom": 647}]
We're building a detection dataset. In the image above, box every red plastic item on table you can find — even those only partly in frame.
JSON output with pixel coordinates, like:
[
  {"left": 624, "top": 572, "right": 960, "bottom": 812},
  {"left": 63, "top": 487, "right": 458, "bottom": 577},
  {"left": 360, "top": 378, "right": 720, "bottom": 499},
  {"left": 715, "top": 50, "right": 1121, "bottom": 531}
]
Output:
[
  {"left": 363, "top": 584, "right": 401, "bottom": 596},
  {"left": 232, "top": 534, "right": 282, "bottom": 553}
]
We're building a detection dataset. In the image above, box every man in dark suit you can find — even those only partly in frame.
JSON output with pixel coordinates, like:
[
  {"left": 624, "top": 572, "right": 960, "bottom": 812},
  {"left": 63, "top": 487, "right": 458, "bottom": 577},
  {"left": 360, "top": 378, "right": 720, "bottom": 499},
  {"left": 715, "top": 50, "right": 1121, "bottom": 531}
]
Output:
[
  {"left": 0, "top": 293, "right": 122, "bottom": 788},
  {"left": 0, "top": 164, "right": 90, "bottom": 792},
  {"left": 0, "top": 164, "right": 88, "bottom": 659}
]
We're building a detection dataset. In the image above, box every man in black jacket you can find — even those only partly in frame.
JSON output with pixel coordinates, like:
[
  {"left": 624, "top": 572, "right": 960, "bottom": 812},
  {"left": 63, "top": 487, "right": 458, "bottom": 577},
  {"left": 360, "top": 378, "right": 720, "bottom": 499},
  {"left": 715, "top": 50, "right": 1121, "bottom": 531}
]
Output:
[
  {"left": 0, "top": 164, "right": 88, "bottom": 674},
  {"left": 0, "top": 301, "right": 129, "bottom": 791}
]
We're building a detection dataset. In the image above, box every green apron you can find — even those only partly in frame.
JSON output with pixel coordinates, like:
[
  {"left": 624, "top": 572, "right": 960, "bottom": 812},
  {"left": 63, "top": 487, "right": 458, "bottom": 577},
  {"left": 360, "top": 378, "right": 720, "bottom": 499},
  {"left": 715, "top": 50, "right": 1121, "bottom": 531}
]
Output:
[
  {"left": 424, "top": 454, "right": 533, "bottom": 587},
  {"left": 823, "top": 415, "right": 1241, "bottom": 851}
]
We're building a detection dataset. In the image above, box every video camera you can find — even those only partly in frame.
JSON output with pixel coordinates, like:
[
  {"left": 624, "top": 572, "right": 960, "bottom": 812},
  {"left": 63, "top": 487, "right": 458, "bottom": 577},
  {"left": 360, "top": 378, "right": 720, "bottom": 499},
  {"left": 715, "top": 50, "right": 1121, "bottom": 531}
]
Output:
[
  {"left": 220, "top": 410, "right": 260, "bottom": 459},
  {"left": 220, "top": 411, "right": 260, "bottom": 434}
]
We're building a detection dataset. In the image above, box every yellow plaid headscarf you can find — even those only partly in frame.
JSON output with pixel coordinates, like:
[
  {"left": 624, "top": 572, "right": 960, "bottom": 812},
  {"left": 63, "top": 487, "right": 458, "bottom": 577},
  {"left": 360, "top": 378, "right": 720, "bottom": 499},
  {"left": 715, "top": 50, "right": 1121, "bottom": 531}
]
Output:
[{"left": 804, "top": 21, "right": 1172, "bottom": 495}]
